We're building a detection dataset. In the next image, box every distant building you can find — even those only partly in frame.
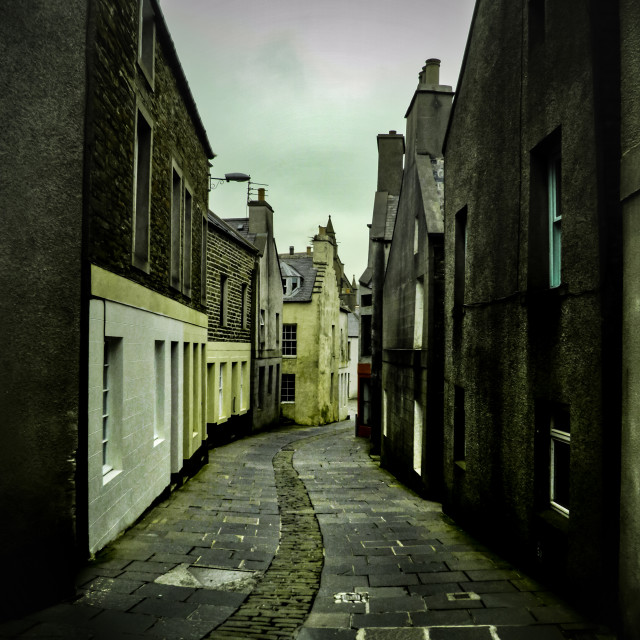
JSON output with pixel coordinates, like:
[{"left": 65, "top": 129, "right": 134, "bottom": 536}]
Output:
[
  {"left": 225, "top": 190, "right": 283, "bottom": 433},
  {"left": 0, "top": 0, "right": 213, "bottom": 616},
  {"left": 381, "top": 59, "right": 452, "bottom": 497},
  {"left": 205, "top": 212, "right": 258, "bottom": 444},
  {"left": 347, "top": 309, "right": 359, "bottom": 399},
  {"left": 443, "top": 0, "right": 634, "bottom": 631},
  {"left": 279, "top": 221, "right": 348, "bottom": 425}
]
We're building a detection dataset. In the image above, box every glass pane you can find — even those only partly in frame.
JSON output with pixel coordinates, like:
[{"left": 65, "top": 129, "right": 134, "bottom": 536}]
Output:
[{"left": 552, "top": 439, "right": 570, "bottom": 509}]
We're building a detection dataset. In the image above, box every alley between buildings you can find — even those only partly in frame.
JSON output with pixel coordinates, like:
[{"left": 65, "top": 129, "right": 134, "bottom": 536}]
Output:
[{"left": 0, "top": 415, "right": 615, "bottom": 640}]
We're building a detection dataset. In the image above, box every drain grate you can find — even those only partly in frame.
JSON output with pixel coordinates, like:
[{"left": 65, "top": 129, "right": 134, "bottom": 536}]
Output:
[
  {"left": 334, "top": 592, "right": 369, "bottom": 603},
  {"left": 446, "top": 591, "right": 481, "bottom": 601}
]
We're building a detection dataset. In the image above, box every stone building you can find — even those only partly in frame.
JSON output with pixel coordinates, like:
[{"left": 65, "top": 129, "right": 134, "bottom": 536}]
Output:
[
  {"left": 357, "top": 135, "right": 402, "bottom": 443},
  {"left": 225, "top": 190, "right": 283, "bottom": 433},
  {"left": 380, "top": 60, "right": 452, "bottom": 497},
  {"left": 0, "top": 0, "right": 212, "bottom": 615},
  {"left": 443, "top": 0, "right": 635, "bottom": 632},
  {"left": 205, "top": 212, "right": 258, "bottom": 443},
  {"left": 279, "top": 221, "right": 348, "bottom": 426}
]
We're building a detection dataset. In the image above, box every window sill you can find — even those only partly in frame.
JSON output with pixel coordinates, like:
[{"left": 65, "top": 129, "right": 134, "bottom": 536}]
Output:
[
  {"left": 281, "top": 401, "right": 295, "bottom": 404},
  {"left": 153, "top": 437, "right": 165, "bottom": 448},
  {"left": 453, "top": 460, "right": 466, "bottom": 471},
  {"left": 103, "top": 468, "right": 122, "bottom": 486},
  {"left": 537, "top": 508, "right": 569, "bottom": 534},
  {"left": 283, "top": 355, "right": 297, "bottom": 359}
]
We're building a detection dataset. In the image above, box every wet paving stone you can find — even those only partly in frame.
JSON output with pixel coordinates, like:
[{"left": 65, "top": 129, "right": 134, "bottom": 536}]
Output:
[{"left": 0, "top": 420, "right": 618, "bottom": 639}]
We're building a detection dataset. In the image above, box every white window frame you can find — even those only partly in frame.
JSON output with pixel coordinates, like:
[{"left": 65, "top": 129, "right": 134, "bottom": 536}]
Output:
[
  {"left": 132, "top": 107, "right": 153, "bottom": 272},
  {"left": 218, "top": 363, "right": 225, "bottom": 420},
  {"left": 548, "top": 154, "right": 562, "bottom": 288},
  {"left": 550, "top": 410, "right": 570, "bottom": 517},
  {"left": 281, "top": 373, "right": 295, "bottom": 403},
  {"left": 102, "top": 340, "right": 112, "bottom": 475},
  {"left": 282, "top": 323, "right": 297, "bottom": 356}
]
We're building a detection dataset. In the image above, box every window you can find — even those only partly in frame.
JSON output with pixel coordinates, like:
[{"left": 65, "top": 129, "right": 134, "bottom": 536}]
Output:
[
  {"left": 220, "top": 275, "right": 228, "bottom": 326},
  {"left": 231, "top": 362, "right": 238, "bottom": 413},
  {"left": 529, "top": 0, "right": 546, "bottom": 47},
  {"left": 218, "top": 363, "right": 225, "bottom": 419},
  {"left": 133, "top": 109, "right": 152, "bottom": 271},
  {"left": 170, "top": 167, "right": 182, "bottom": 289},
  {"left": 241, "top": 283, "right": 248, "bottom": 329},
  {"left": 361, "top": 314, "right": 372, "bottom": 357},
  {"left": 550, "top": 404, "right": 570, "bottom": 516},
  {"left": 102, "top": 337, "right": 122, "bottom": 478},
  {"left": 414, "top": 216, "right": 419, "bottom": 254},
  {"left": 548, "top": 154, "right": 562, "bottom": 288},
  {"left": 361, "top": 294, "right": 372, "bottom": 307},
  {"left": 332, "top": 325, "right": 335, "bottom": 358},
  {"left": 137, "top": 0, "right": 155, "bottom": 86},
  {"left": 201, "top": 216, "right": 207, "bottom": 306},
  {"left": 382, "top": 390, "right": 388, "bottom": 436},
  {"left": 414, "top": 277, "right": 424, "bottom": 349},
  {"left": 102, "top": 340, "right": 112, "bottom": 474},
  {"left": 240, "top": 361, "right": 245, "bottom": 409},
  {"left": 454, "top": 207, "right": 467, "bottom": 309},
  {"left": 268, "top": 365, "right": 273, "bottom": 394},
  {"left": 281, "top": 373, "right": 295, "bottom": 402},
  {"left": 330, "top": 372, "right": 334, "bottom": 403},
  {"left": 414, "top": 400, "right": 423, "bottom": 475},
  {"left": 154, "top": 341, "right": 165, "bottom": 444},
  {"left": 275, "top": 313, "right": 280, "bottom": 347},
  {"left": 453, "top": 385, "right": 466, "bottom": 465},
  {"left": 283, "top": 276, "right": 300, "bottom": 296},
  {"left": 529, "top": 129, "right": 561, "bottom": 290},
  {"left": 183, "top": 186, "right": 192, "bottom": 297},
  {"left": 258, "top": 366, "right": 265, "bottom": 408},
  {"left": 260, "top": 309, "right": 265, "bottom": 343},
  {"left": 282, "top": 323, "right": 297, "bottom": 356}
]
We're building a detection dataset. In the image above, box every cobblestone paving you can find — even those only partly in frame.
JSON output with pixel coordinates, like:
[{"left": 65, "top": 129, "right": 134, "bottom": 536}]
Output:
[{"left": 0, "top": 418, "right": 617, "bottom": 640}]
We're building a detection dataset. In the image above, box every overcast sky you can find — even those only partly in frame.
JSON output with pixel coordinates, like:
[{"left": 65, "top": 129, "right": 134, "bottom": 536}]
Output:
[{"left": 161, "top": 0, "right": 476, "bottom": 281}]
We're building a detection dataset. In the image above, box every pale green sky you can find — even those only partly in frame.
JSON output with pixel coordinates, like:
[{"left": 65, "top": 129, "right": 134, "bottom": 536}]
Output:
[{"left": 161, "top": 0, "right": 475, "bottom": 281}]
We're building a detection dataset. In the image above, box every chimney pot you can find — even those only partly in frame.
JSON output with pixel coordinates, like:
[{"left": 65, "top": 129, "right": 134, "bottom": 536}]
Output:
[
  {"left": 289, "top": 246, "right": 294, "bottom": 255},
  {"left": 306, "top": 246, "right": 311, "bottom": 255},
  {"left": 424, "top": 58, "right": 441, "bottom": 86},
  {"left": 258, "top": 187, "right": 265, "bottom": 201},
  {"left": 389, "top": 130, "right": 396, "bottom": 135}
]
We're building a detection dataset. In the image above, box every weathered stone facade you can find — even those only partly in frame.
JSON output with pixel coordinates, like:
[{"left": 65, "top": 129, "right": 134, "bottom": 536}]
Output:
[
  {"left": 87, "top": 0, "right": 210, "bottom": 310},
  {"left": 1, "top": 0, "right": 213, "bottom": 614},
  {"left": 380, "top": 60, "right": 451, "bottom": 498},
  {"left": 443, "top": 0, "right": 621, "bottom": 625},
  {"left": 206, "top": 216, "right": 255, "bottom": 343}
]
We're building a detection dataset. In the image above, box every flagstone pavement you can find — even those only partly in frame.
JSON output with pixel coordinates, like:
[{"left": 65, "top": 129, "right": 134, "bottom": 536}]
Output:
[{"left": 0, "top": 415, "right": 616, "bottom": 639}]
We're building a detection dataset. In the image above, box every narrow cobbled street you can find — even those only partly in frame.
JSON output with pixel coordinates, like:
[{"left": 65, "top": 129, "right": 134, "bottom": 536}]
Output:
[{"left": 0, "top": 417, "right": 614, "bottom": 640}]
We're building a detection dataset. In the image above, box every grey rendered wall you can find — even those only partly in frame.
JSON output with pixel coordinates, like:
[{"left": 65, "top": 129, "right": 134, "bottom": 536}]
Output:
[
  {"left": 0, "top": 1, "right": 87, "bottom": 616},
  {"left": 620, "top": 0, "right": 640, "bottom": 636},
  {"left": 443, "top": 0, "right": 619, "bottom": 616}
]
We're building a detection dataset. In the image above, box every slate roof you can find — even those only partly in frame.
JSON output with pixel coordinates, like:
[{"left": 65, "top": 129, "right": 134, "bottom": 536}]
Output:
[
  {"left": 279, "top": 254, "right": 317, "bottom": 303},
  {"left": 223, "top": 217, "right": 257, "bottom": 247},
  {"left": 207, "top": 212, "right": 259, "bottom": 253}
]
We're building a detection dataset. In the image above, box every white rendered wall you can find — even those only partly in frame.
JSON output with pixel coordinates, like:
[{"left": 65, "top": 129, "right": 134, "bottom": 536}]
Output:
[
  {"left": 88, "top": 298, "right": 207, "bottom": 554},
  {"left": 206, "top": 342, "right": 251, "bottom": 425}
]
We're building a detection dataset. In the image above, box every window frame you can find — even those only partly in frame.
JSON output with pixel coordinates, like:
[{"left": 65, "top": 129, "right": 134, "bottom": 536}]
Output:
[
  {"left": 549, "top": 405, "right": 570, "bottom": 517},
  {"left": 137, "top": 0, "right": 156, "bottom": 88},
  {"left": 282, "top": 323, "right": 297, "bottom": 356},
  {"left": 132, "top": 106, "right": 153, "bottom": 273},
  {"left": 281, "top": 373, "right": 296, "bottom": 403}
]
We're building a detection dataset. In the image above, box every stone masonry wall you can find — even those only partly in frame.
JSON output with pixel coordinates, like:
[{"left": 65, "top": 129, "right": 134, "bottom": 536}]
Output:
[
  {"left": 87, "top": 0, "right": 210, "bottom": 313},
  {"left": 207, "top": 225, "right": 254, "bottom": 343}
]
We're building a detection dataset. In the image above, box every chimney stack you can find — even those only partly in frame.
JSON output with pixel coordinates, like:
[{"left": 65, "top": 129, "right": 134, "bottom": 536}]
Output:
[
  {"left": 376, "top": 130, "right": 404, "bottom": 196},
  {"left": 307, "top": 246, "right": 311, "bottom": 255},
  {"left": 422, "top": 58, "right": 440, "bottom": 86}
]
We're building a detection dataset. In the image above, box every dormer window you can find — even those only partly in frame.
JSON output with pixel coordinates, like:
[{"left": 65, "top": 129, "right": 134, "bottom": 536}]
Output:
[{"left": 282, "top": 276, "right": 301, "bottom": 297}]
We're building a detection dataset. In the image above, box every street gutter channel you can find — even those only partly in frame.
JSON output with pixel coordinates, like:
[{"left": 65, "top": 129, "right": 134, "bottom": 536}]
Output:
[{"left": 206, "top": 442, "right": 324, "bottom": 639}]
